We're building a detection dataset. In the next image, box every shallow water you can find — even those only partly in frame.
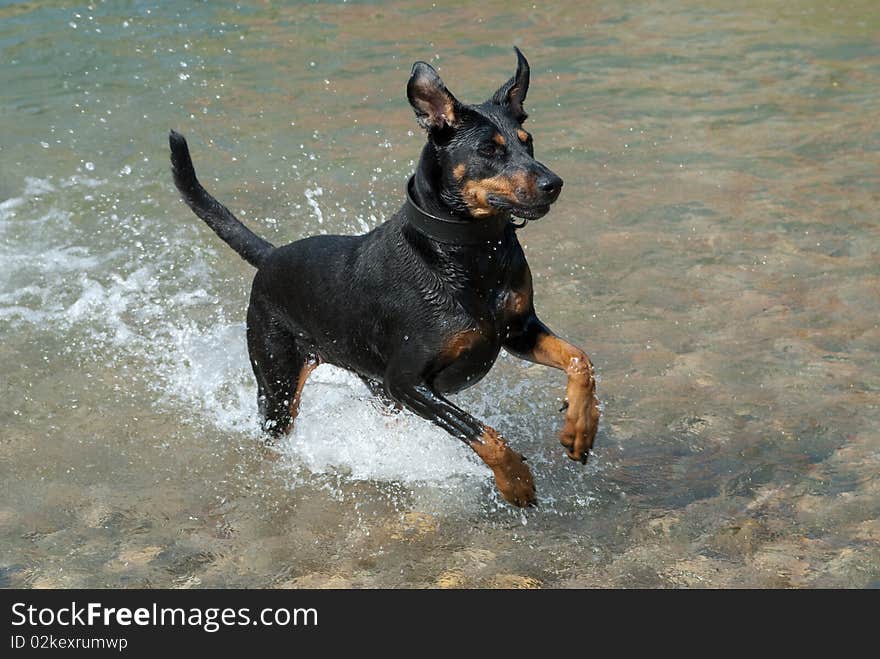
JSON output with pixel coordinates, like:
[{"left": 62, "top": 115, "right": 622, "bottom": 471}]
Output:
[{"left": 1, "top": 1, "right": 879, "bottom": 588}]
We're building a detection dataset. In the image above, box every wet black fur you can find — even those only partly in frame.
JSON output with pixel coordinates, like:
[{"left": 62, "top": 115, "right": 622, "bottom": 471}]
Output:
[{"left": 169, "top": 49, "right": 564, "bottom": 444}]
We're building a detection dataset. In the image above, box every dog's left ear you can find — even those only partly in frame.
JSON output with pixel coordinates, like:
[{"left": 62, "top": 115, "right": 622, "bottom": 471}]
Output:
[
  {"left": 491, "top": 46, "right": 530, "bottom": 122},
  {"left": 407, "top": 61, "right": 461, "bottom": 132}
]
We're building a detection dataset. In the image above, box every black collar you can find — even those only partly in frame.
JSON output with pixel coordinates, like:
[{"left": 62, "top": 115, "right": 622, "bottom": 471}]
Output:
[{"left": 403, "top": 176, "right": 513, "bottom": 245}]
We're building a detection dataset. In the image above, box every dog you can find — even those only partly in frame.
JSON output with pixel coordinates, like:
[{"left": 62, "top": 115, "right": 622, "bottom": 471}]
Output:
[{"left": 169, "top": 48, "right": 599, "bottom": 507}]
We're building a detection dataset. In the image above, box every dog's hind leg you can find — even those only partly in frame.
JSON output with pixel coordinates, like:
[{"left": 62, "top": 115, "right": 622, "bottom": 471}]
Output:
[{"left": 246, "top": 302, "right": 319, "bottom": 438}]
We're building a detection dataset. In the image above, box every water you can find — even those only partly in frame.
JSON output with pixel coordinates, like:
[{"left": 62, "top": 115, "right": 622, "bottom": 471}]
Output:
[{"left": 1, "top": 0, "right": 878, "bottom": 588}]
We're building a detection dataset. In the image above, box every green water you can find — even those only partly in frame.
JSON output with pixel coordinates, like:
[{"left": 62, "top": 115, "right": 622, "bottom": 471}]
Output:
[{"left": 1, "top": 0, "right": 878, "bottom": 588}]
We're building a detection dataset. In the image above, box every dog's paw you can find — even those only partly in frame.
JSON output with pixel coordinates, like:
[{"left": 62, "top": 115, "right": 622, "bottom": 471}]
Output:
[
  {"left": 471, "top": 428, "right": 537, "bottom": 508},
  {"left": 492, "top": 450, "right": 537, "bottom": 507},
  {"left": 559, "top": 396, "right": 600, "bottom": 464}
]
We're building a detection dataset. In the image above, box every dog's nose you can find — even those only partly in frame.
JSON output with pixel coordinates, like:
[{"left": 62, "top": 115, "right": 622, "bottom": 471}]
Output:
[{"left": 538, "top": 173, "right": 563, "bottom": 198}]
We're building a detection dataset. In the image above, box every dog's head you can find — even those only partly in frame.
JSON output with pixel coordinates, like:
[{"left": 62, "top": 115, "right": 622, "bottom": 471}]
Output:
[{"left": 407, "top": 48, "right": 562, "bottom": 221}]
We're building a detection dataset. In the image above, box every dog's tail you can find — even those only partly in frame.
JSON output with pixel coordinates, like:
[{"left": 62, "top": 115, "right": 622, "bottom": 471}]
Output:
[{"left": 169, "top": 130, "right": 274, "bottom": 268}]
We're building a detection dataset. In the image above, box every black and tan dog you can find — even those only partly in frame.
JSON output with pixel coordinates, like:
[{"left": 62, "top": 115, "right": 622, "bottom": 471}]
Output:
[{"left": 169, "top": 49, "right": 599, "bottom": 507}]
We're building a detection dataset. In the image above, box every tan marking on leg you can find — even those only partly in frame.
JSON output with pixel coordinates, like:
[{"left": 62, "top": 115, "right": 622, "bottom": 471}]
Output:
[
  {"left": 469, "top": 427, "right": 536, "bottom": 507},
  {"left": 281, "top": 359, "right": 320, "bottom": 433},
  {"left": 530, "top": 334, "right": 599, "bottom": 463}
]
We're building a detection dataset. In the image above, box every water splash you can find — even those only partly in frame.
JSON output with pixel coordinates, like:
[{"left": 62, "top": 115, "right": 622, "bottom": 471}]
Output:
[
  {"left": 280, "top": 364, "right": 486, "bottom": 483},
  {"left": 1, "top": 174, "right": 490, "bottom": 502}
]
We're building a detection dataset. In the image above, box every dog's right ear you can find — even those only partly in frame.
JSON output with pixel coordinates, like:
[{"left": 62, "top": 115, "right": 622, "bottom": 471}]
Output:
[
  {"left": 407, "top": 61, "right": 461, "bottom": 132},
  {"left": 491, "top": 46, "right": 530, "bottom": 123}
]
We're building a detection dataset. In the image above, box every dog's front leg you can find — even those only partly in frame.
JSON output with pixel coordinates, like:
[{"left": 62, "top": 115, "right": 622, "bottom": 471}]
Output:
[
  {"left": 384, "top": 361, "right": 536, "bottom": 507},
  {"left": 504, "top": 315, "right": 600, "bottom": 463}
]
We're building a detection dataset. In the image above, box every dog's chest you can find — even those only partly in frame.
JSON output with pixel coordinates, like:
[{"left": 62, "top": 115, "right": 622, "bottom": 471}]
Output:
[
  {"left": 433, "top": 326, "right": 499, "bottom": 393},
  {"left": 431, "top": 284, "right": 530, "bottom": 394}
]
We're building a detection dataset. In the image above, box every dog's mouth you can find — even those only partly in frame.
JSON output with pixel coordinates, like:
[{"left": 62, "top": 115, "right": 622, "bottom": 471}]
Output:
[{"left": 486, "top": 195, "right": 552, "bottom": 220}]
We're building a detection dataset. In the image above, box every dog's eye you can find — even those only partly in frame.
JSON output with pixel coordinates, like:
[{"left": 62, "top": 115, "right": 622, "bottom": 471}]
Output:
[{"left": 478, "top": 143, "right": 502, "bottom": 158}]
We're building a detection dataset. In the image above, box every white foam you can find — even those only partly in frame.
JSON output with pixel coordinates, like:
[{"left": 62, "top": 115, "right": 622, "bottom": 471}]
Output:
[
  {"left": 280, "top": 365, "right": 487, "bottom": 483},
  {"left": 0, "top": 196, "right": 25, "bottom": 213},
  {"left": 154, "top": 319, "right": 261, "bottom": 436},
  {"left": 23, "top": 176, "right": 55, "bottom": 196},
  {"left": 304, "top": 186, "right": 324, "bottom": 224}
]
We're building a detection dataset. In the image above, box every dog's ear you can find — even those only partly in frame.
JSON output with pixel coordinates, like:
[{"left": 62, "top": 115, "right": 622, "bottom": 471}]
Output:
[
  {"left": 407, "top": 61, "right": 461, "bottom": 131},
  {"left": 491, "top": 46, "right": 530, "bottom": 122}
]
